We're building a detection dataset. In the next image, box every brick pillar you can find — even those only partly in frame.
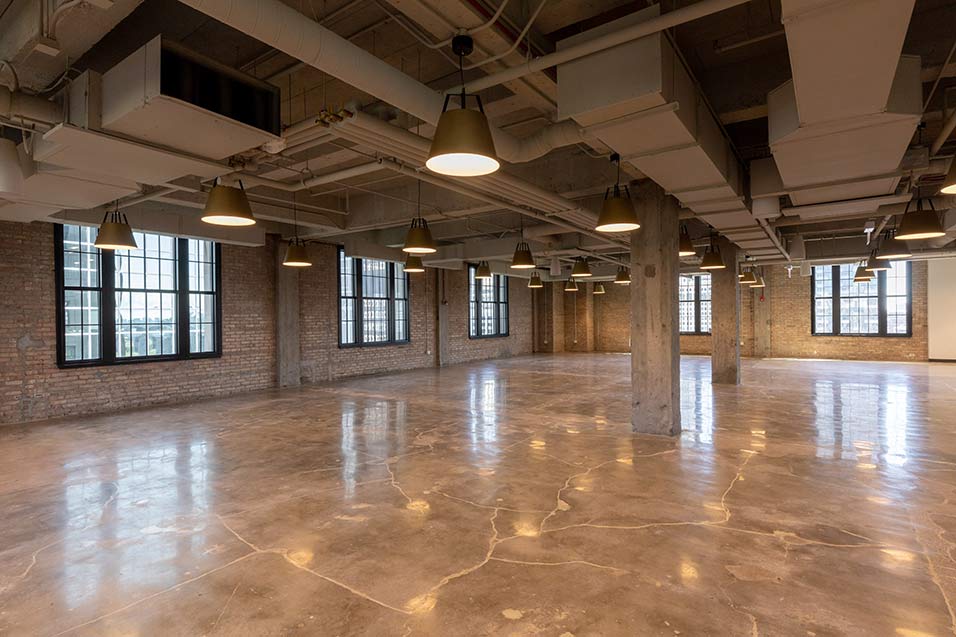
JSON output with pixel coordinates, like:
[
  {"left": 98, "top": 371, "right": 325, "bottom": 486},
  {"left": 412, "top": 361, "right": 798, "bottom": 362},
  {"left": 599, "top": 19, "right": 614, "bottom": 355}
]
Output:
[
  {"left": 275, "top": 239, "right": 301, "bottom": 387},
  {"left": 631, "top": 182, "right": 681, "bottom": 436},
  {"left": 711, "top": 236, "right": 740, "bottom": 384}
]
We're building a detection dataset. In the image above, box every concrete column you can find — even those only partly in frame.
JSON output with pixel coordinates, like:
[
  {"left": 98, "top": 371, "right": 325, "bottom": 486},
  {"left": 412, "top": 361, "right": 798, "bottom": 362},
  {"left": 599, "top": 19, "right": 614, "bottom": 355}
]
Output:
[
  {"left": 711, "top": 237, "right": 740, "bottom": 384},
  {"left": 564, "top": 282, "right": 594, "bottom": 351},
  {"left": 631, "top": 182, "right": 681, "bottom": 436},
  {"left": 535, "top": 282, "right": 565, "bottom": 352},
  {"left": 275, "top": 240, "right": 301, "bottom": 387},
  {"left": 753, "top": 282, "right": 771, "bottom": 358},
  {"left": 437, "top": 270, "right": 450, "bottom": 366}
]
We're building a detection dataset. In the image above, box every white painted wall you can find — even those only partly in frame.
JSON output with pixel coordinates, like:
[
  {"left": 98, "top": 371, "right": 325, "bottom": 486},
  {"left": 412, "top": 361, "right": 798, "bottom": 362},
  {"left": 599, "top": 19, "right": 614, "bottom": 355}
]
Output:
[{"left": 929, "top": 258, "right": 956, "bottom": 361}]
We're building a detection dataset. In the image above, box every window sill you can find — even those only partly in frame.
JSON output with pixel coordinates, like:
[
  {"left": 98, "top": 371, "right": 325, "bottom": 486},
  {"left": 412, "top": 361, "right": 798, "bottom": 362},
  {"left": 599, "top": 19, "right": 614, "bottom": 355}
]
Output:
[
  {"left": 468, "top": 334, "right": 510, "bottom": 340},
  {"left": 338, "top": 340, "right": 412, "bottom": 349},
  {"left": 810, "top": 333, "right": 912, "bottom": 338},
  {"left": 57, "top": 351, "right": 221, "bottom": 370}
]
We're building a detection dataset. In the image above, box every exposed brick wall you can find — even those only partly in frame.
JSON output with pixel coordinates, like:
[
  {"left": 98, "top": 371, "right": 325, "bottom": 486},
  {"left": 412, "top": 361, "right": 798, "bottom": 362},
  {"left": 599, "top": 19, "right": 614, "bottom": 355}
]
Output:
[
  {"left": 0, "top": 221, "right": 276, "bottom": 425},
  {"left": 533, "top": 284, "right": 564, "bottom": 352},
  {"left": 441, "top": 267, "right": 533, "bottom": 365},
  {"left": 764, "top": 262, "right": 928, "bottom": 361},
  {"left": 298, "top": 243, "right": 438, "bottom": 383}
]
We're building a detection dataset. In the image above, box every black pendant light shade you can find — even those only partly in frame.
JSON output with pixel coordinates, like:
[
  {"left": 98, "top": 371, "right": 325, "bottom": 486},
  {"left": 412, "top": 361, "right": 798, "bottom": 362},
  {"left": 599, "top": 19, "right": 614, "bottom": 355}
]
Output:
[
  {"left": 426, "top": 36, "right": 499, "bottom": 177},
  {"left": 739, "top": 269, "right": 758, "bottom": 285},
  {"left": 404, "top": 254, "right": 425, "bottom": 273},
  {"left": 864, "top": 253, "right": 890, "bottom": 272},
  {"left": 94, "top": 206, "right": 138, "bottom": 251},
  {"left": 475, "top": 260, "right": 492, "bottom": 279},
  {"left": 895, "top": 197, "right": 945, "bottom": 241},
  {"left": 853, "top": 263, "right": 873, "bottom": 282},
  {"left": 571, "top": 257, "right": 592, "bottom": 278},
  {"left": 876, "top": 230, "right": 911, "bottom": 260},
  {"left": 614, "top": 266, "right": 631, "bottom": 285},
  {"left": 283, "top": 238, "right": 312, "bottom": 267},
  {"left": 699, "top": 237, "right": 726, "bottom": 270},
  {"left": 593, "top": 283, "right": 606, "bottom": 295},
  {"left": 528, "top": 272, "right": 543, "bottom": 288},
  {"left": 595, "top": 153, "right": 640, "bottom": 232},
  {"left": 564, "top": 279, "right": 578, "bottom": 292},
  {"left": 202, "top": 179, "right": 256, "bottom": 226},
  {"left": 750, "top": 275, "right": 767, "bottom": 288},
  {"left": 941, "top": 159, "right": 956, "bottom": 195},
  {"left": 678, "top": 225, "right": 696, "bottom": 257},
  {"left": 403, "top": 216, "right": 437, "bottom": 254},
  {"left": 511, "top": 241, "right": 535, "bottom": 269}
]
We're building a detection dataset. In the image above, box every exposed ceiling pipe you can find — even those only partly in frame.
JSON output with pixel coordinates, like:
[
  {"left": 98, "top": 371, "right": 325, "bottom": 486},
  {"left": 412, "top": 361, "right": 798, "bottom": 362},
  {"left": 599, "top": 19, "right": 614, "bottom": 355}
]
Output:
[
  {"left": 0, "top": 87, "right": 61, "bottom": 125},
  {"left": 234, "top": 160, "right": 384, "bottom": 192},
  {"left": 445, "top": 0, "right": 752, "bottom": 96},
  {"left": 931, "top": 108, "right": 956, "bottom": 156},
  {"left": 175, "top": 0, "right": 582, "bottom": 164}
]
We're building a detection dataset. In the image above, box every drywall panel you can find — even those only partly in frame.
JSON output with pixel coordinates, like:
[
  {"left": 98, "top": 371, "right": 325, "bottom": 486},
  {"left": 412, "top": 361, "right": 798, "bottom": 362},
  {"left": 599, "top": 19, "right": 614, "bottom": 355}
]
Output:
[{"left": 929, "top": 258, "right": 956, "bottom": 360}]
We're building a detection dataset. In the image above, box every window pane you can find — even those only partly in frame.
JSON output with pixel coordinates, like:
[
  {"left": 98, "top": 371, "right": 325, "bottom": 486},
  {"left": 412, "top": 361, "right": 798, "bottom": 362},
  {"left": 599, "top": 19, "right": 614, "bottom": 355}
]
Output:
[
  {"left": 679, "top": 301, "right": 695, "bottom": 333},
  {"left": 699, "top": 274, "right": 711, "bottom": 301},
  {"left": 115, "top": 232, "right": 179, "bottom": 358},
  {"left": 699, "top": 300, "right": 712, "bottom": 333}
]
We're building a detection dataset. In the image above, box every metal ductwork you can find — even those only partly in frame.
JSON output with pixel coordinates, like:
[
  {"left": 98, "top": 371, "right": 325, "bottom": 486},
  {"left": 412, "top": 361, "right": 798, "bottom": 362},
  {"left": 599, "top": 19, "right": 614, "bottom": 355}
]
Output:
[
  {"left": 765, "top": 0, "right": 921, "bottom": 207},
  {"left": 555, "top": 5, "right": 786, "bottom": 261},
  {"left": 174, "top": 0, "right": 585, "bottom": 164}
]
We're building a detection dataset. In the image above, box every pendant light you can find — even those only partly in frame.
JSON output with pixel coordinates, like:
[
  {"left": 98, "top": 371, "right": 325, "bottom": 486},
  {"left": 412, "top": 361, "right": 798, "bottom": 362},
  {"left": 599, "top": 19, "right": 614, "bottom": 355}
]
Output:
[
  {"left": 404, "top": 254, "right": 425, "bottom": 273},
  {"left": 475, "top": 260, "right": 492, "bottom": 279},
  {"left": 571, "top": 257, "right": 592, "bottom": 278},
  {"left": 699, "top": 235, "right": 726, "bottom": 270},
  {"left": 403, "top": 181, "right": 437, "bottom": 254},
  {"left": 876, "top": 229, "right": 911, "bottom": 260},
  {"left": 941, "top": 159, "right": 956, "bottom": 195},
  {"left": 593, "top": 283, "right": 606, "bottom": 295},
  {"left": 895, "top": 196, "right": 945, "bottom": 241},
  {"left": 94, "top": 202, "right": 138, "bottom": 251},
  {"left": 564, "top": 279, "right": 578, "bottom": 292},
  {"left": 528, "top": 272, "right": 543, "bottom": 288},
  {"left": 739, "top": 269, "right": 758, "bottom": 285},
  {"left": 0, "top": 136, "right": 24, "bottom": 196},
  {"left": 596, "top": 153, "right": 640, "bottom": 232},
  {"left": 678, "top": 225, "right": 696, "bottom": 257},
  {"left": 614, "top": 266, "right": 631, "bottom": 285},
  {"left": 750, "top": 275, "right": 766, "bottom": 288},
  {"left": 426, "top": 35, "right": 499, "bottom": 177},
  {"left": 283, "top": 193, "right": 312, "bottom": 267},
  {"left": 511, "top": 218, "right": 535, "bottom": 268},
  {"left": 853, "top": 262, "right": 873, "bottom": 282},
  {"left": 202, "top": 178, "right": 256, "bottom": 226},
  {"left": 864, "top": 251, "right": 890, "bottom": 273}
]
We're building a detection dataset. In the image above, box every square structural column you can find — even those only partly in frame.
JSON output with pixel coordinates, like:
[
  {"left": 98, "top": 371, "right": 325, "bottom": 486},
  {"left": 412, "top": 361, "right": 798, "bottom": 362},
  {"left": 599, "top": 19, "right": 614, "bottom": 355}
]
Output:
[
  {"left": 710, "top": 236, "right": 740, "bottom": 385},
  {"left": 275, "top": 238, "right": 301, "bottom": 387},
  {"left": 631, "top": 181, "right": 681, "bottom": 436}
]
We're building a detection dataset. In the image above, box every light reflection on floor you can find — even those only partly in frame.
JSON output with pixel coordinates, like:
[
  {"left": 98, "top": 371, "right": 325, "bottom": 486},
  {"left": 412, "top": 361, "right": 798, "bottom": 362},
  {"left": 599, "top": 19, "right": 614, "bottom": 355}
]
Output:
[{"left": 0, "top": 354, "right": 954, "bottom": 636}]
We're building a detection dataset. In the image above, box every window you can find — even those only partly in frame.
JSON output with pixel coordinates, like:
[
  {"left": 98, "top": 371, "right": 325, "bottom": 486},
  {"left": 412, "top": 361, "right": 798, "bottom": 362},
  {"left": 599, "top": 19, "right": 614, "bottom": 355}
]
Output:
[
  {"left": 338, "top": 249, "right": 409, "bottom": 347},
  {"left": 55, "top": 224, "right": 221, "bottom": 367},
  {"left": 679, "top": 274, "right": 711, "bottom": 335},
  {"left": 468, "top": 265, "right": 509, "bottom": 338},
  {"left": 811, "top": 262, "right": 911, "bottom": 336}
]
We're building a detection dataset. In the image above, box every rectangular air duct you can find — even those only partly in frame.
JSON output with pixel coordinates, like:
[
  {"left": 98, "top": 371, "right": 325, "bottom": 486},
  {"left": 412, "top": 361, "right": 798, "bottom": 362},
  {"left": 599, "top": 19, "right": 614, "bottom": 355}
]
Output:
[{"left": 101, "top": 36, "right": 281, "bottom": 160}]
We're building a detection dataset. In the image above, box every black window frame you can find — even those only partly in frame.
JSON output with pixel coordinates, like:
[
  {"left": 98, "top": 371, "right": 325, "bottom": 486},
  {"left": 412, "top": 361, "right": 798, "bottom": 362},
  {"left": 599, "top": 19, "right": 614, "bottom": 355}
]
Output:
[
  {"left": 54, "top": 224, "right": 223, "bottom": 369},
  {"left": 337, "top": 247, "right": 411, "bottom": 348},
  {"left": 679, "top": 274, "right": 712, "bottom": 336},
  {"left": 468, "top": 264, "right": 510, "bottom": 339},
  {"left": 810, "top": 262, "right": 913, "bottom": 337}
]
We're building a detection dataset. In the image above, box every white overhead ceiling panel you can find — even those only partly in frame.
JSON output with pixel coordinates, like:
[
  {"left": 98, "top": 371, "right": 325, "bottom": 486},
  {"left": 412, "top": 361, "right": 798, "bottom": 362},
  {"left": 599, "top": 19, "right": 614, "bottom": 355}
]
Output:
[
  {"left": 34, "top": 125, "right": 231, "bottom": 186},
  {"left": 782, "top": 0, "right": 916, "bottom": 124},
  {"left": 18, "top": 164, "right": 139, "bottom": 209}
]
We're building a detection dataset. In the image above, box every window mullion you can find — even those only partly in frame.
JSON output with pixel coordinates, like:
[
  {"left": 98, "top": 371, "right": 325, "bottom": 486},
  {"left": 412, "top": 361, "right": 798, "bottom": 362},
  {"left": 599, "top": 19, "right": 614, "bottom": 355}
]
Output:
[
  {"left": 177, "top": 238, "right": 189, "bottom": 356},
  {"left": 355, "top": 258, "right": 364, "bottom": 346},
  {"left": 831, "top": 265, "right": 840, "bottom": 336},
  {"left": 102, "top": 248, "right": 117, "bottom": 363},
  {"left": 877, "top": 270, "right": 887, "bottom": 336},
  {"left": 388, "top": 263, "right": 395, "bottom": 343}
]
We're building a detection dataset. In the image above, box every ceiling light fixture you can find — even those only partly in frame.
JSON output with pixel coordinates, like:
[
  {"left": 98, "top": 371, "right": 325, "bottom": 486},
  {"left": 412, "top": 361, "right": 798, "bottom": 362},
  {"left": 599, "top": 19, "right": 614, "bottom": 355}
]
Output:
[
  {"left": 528, "top": 272, "right": 543, "bottom": 288},
  {"left": 739, "top": 269, "right": 758, "bottom": 285},
  {"left": 201, "top": 178, "right": 256, "bottom": 226},
  {"left": 941, "top": 159, "right": 956, "bottom": 195},
  {"left": 679, "top": 225, "right": 696, "bottom": 257},
  {"left": 426, "top": 35, "right": 499, "bottom": 177},
  {"left": 593, "top": 283, "right": 606, "bottom": 295},
  {"left": 699, "top": 235, "right": 726, "bottom": 270},
  {"left": 614, "top": 266, "right": 631, "bottom": 285},
  {"left": 511, "top": 223, "right": 535, "bottom": 268},
  {"left": 404, "top": 254, "right": 425, "bottom": 273},
  {"left": 0, "top": 136, "right": 24, "bottom": 196},
  {"left": 475, "top": 260, "right": 492, "bottom": 279},
  {"left": 94, "top": 202, "right": 138, "bottom": 251},
  {"left": 876, "top": 229, "right": 911, "bottom": 260},
  {"left": 283, "top": 193, "right": 312, "bottom": 267},
  {"left": 895, "top": 196, "right": 945, "bottom": 241},
  {"left": 853, "top": 263, "right": 874, "bottom": 282},
  {"left": 403, "top": 182, "right": 437, "bottom": 254},
  {"left": 864, "top": 252, "right": 890, "bottom": 273},
  {"left": 750, "top": 275, "right": 766, "bottom": 288},
  {"left": 596, "top": 153, "right": 640, "bottom": 232},
  {"left": 564, "top": 279, "right": 578, "bottom": 292},
  {"left": 571, "top": 257, "right": 592, "bottom": 278}
]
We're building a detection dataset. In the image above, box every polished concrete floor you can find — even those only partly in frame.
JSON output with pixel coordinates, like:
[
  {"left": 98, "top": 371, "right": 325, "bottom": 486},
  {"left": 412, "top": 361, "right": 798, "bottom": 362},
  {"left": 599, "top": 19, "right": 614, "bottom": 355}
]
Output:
[{"left": 1, "top": 354, "right": 955, "bottom": 636}]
